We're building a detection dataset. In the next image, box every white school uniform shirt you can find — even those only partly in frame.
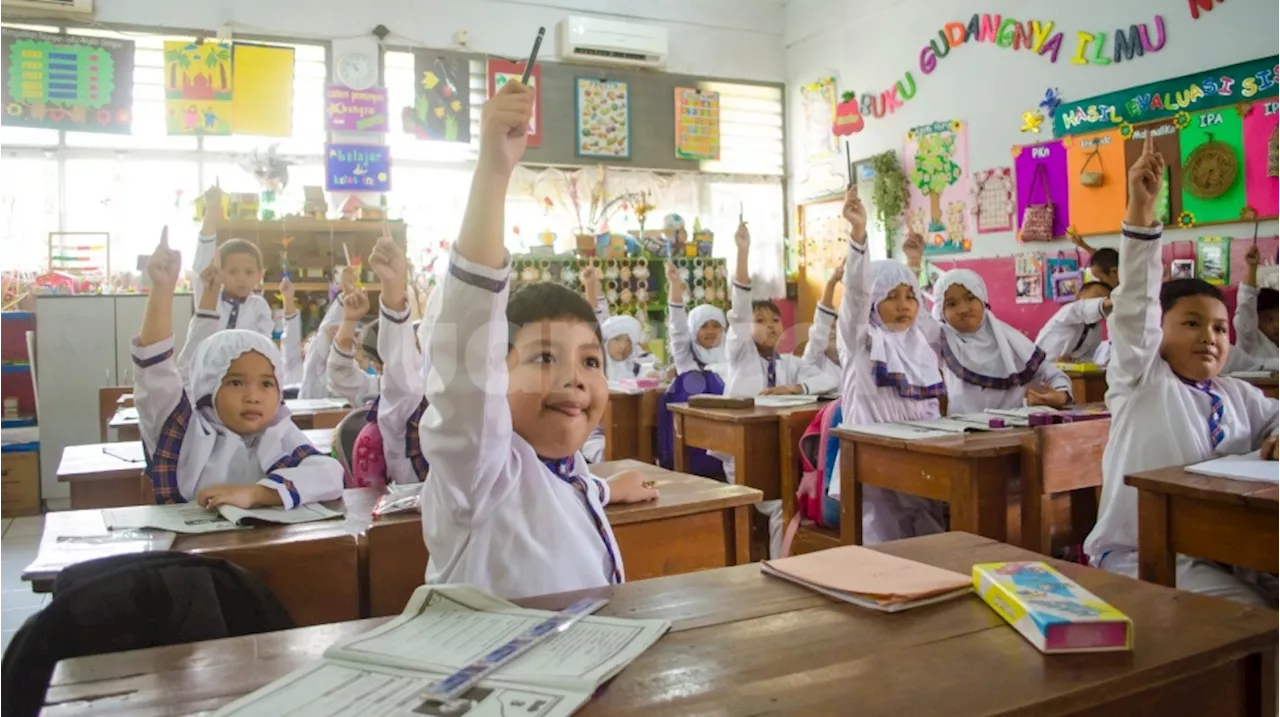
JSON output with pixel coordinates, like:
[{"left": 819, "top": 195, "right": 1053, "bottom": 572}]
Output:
[
  {"left": 668, "top": 302, "right": 727, "bottom": 376},
  {"left": 376, "top": 295, "right": 432, "bottom": 484},
  {"left": 1085, "top": 223, "right": 1279, "bottom": 563},
  {"left": 724, "top": 280, "right": 814, "bottom": 396},
  {"left": 418, "top": 249, "right": 623, "bottom": 600},
  {"left": 832, "top": 244, "right": 948, "bottom": 543},
  {"left": 931, "top": 269, "right": 1073, "bottom": 415},
  {"left": 133, "top": 316, "right": 343, "bottom": 506},
  {"left": 801, "top": 303, "right": 841, "bottom": 396},
  {"left": 1035, "top": 298, "right": 1108, "bottom": 363},
  {"left": 1234, "top": 283, "right": 1279, "bottom": 359},
  {"left": 193, "top": 235, "right": 274, "bottom": 339},
  {"left": 326, "top": 340, "right": 380, "bottom": 405},
  {"left": 280, "top": 311, "right": 304, "bottom": 387},
  {"left": 297, "top": 300, "right": 345, "bottom": 400}
]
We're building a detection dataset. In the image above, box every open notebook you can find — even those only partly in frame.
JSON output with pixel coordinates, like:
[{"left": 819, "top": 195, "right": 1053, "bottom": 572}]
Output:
[
  {"left": 1184, "top": 451, "right": 1279, "bottom": 484},
  {"left": 103, "top": 502, "right": 344, "bottom": 534},
  {"left": 212, "top": 584, "right": 670, "bottom": 716},
  {"left": 762, "top": 546, "right": 972, "bottom": 612}
]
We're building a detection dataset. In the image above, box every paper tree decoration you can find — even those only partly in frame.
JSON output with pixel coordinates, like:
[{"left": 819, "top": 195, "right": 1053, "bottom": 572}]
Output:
[{"left": 833, "top": 91, "right": 865, "bottom": 136}]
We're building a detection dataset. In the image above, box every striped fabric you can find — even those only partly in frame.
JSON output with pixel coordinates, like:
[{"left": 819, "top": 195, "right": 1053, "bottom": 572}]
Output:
[
  {"left": 1179, "top": 377, "right": 1227, "bottom": 447},
  {"left": 941, "top": 339, "right": 1046, "bottom": 390},
  {"left": 541, "top": 455, "right": 621, "bottom": 584},
  {"left": 870, "top": 361, "right": 947, "bottom": 400},
  {"left": 222, "top": 294, "right": 243, "bottom": 329},
  {"left": 405, "top": 397, "right": 431, "bottom": 480},
  {"left": 766, "top": 354, "right": 777, "bottom": 388},
  {"left": 143, "top": 393, "right": 193, "bottom": 504}
]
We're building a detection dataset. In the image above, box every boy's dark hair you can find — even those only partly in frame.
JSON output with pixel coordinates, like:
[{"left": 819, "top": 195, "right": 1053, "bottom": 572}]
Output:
[
  {"left": 1077, "top": 281, "right": 1112, "bottom": 297},
  {"left": 1159, "top": 279, "right": 1225, "bottom": 315},
  {"left": 1258, "top": 287, "right": 1278, "bottom": 315},
  {"left": 359, "top": 319, "right": 381, "bottom": 366},
  {"left": 1089, "top": 247, "right": 1119, "bottom": 274},
  {"left": 506, "top": 282, "right": 603, "bottom": 349},
  {"left": 751, "top": 299, "right": 782, "bottom": 319},
  {"left": 218, "top": 238, "right": 263, "bottom": 269}
]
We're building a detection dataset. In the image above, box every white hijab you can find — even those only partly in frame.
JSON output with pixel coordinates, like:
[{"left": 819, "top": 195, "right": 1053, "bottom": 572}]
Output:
[
  {"left": 932, "top": 269, "right": 1044, "bottom": 387},
  {"left": 687, "top": 303, "right": 727, "bottom": 367},
  {"left": 867, "top": 260, "right": 945, "bottom": 399},
  {"left": 602, "top": 315, "right": 646, "bottom": 381},
  {"left": 177, "top": 330, "right": 319, "bottom": 499}
]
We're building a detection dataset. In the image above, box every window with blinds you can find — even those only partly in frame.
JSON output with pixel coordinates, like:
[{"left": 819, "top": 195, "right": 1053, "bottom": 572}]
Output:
[{"left": 697, "top": 81, "right": 785, "bottom": 176}]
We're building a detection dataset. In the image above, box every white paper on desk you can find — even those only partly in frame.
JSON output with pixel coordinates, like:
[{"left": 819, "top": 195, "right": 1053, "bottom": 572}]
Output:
[
  {"left": 1184, "top": 451, "right": 1280, "bottom": 484},
  {"left": 113, "top": 407, "right": 139, "bottom": 422},
  {"left": 900, "top": 417, "right": 996, "bottom": 434},
  {"left": 327, "top": 584, "right": 670, "bottom": 693},
  {"left": 754, "top": 395, "right": 820, "bottom": 408},
  {"left": 218, "top": 502, "right": 344, "bottom": 526},
  {"left": 1227, "top": 370, "right": 1275, "bottom": 379},
  {"left": 842, "top": 423, "right": 954, "bottom": 441},
  {"left": 286, "top": 397, "right": 350, "bottom": 412},
  {"left": 104, "top": 504, "right": 246, "bottom": 534},
  {"left": 211, "top": 660, "right": 590, "bottom": 717},
  {"left": 101, "top": 442, "right": 147, "bottom": 463}
]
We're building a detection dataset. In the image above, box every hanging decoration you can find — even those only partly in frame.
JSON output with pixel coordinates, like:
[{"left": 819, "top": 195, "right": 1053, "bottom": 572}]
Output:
[
  {"left": 799, "top": 77, "right": 839, "bottom": 161},
  {"left": 163, "top": 40, "right": 232, "bottom": 135},
  {"left": 674, "top": 87, "right": 720, "bottom": 161},
  {"left": 1, "top": 28, "right": 134, "bottom": 134},
  {"left": 1014, "top": 140, "right": 1071, "bottom": 241},
  {"left": 904, "top": 119, "right": 970, "bottom": 254},
  {"left": 1196, "top": 236, "right": 1231, "bottom": 285},
  {"left": 1045, "top": 251, "right": 1081, "bottom": 302},
  {"left": 325, "top": 143, "right": 391, "bottom": 192},
  {"left": 1242, "top": 100, "right": 1280, "bottom": 217},
  {"left": 833, "top": 91, "right": 865, "bottom": 135},
  {"left": 1014, "top": 252, "right": 1045, "bottom": 304},
  {"left": 970, "top": 167, "right": 1015, "bottom": 234},
  {"left": 404, "top": 51, "right": 470, "bottom": 143},
  {"left": 325, "top": 84, "right": 388, "bottom": 132}
]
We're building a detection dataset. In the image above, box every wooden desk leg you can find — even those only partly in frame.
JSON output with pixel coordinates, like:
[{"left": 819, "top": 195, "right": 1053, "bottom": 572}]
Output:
[
  {"left": 1020, "top": 464, "right": 1050, "bottom": 555},
  {"left": 949, "top": 458, "right": 1007, "bottom": 542},
  {"left": 1244, "top": 647, "right": 1278, "bottom": 717},
  {"left": 841, "top": 441, "right": 863, "bottom": 546},
  {"left": 1136, "top": 489, "right": 1176, "bottom": 587},
  {"left": 672, "top": 413, "right": 687, "bottom": 473},
  {"left": 603, "top": 401, "right": 618, "bottom": 461},
  {"left": 724, "top": 505, "right": 751, "bottom": 566},
  {"left": 778, "top": 417, "right": 796, "bottom": 534}
]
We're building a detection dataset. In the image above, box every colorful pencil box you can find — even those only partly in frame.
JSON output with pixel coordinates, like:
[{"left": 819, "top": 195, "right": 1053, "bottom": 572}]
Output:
[{"left": 973, "top": 561, "right": 1132, "bottom": 654}]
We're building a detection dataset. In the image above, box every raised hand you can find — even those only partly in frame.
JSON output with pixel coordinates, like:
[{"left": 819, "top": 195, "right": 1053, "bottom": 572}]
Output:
[
  {"left": 902, "top": 231, "right": 925, "bottom": 267},
  {"left": 147, "top": 227, "right": 182, "bottom": 292},
  {"left": 342, "top": 288, "right": 371, "bottom": 322},
  {"left": 1246, "top": 244, "right": 1261, "bottom": 267},
  {"left": 370, "top": 225, "right": 407, "bottom": 309},
  {"left": 1126, "top": 132, "right": 1165, "bottom": 227},
  {"left": 664, "top": 261, "right": 684, "bottom": 303},
  {"left": 843, "top": 186, "right": 868, "bottom": 244},
  {"left": 279, "top": 276, "right": 295, "bottom": 315},
  {"left": 478, "top": 80, "right": 534, "bottom": 178},
  {"left": 827, "top": 263, "right": 845, "bottom": 286},
  {"left": 734, "top": 221, "right": 750, "bottom": 251}
]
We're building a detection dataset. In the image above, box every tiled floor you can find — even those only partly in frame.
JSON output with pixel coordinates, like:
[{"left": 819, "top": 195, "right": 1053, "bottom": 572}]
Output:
[{"left": 1, "top": 516, "right": 48, "bottom": 654}]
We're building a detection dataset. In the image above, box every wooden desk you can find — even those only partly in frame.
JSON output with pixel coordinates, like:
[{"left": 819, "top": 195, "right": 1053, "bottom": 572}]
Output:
[
  {"left": 834, "top": 428, "right": 1025, "bottom": 545},
  {"left": 57, "top": 429, "right": 334, "bottom": 510},
  {"left": 109, "top": 399, "right": 350, "bottom": 442},
  {"left": 603, "top": 388, "right": 662, "bottom": 463},
  {"left": 1063, "top": 368, "right": 1108, "bottom": 404},
  {"left": 43, "top": 532, "right": 1279, "bottom": 716},
  {"left": 1127, "top": 466, "right": 1279, "bottom": 588}
]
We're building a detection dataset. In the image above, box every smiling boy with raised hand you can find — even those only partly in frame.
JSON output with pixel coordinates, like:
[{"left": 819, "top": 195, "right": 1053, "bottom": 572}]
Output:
[
  {"left": 1085, "top": 133, "right": 1278, "bottom": 607},
  {"left": 193, "top": 185, "right": 274, "bottom": 339},
  {"left": 417, "top": 79, "right": 658, "bottom": 600}
]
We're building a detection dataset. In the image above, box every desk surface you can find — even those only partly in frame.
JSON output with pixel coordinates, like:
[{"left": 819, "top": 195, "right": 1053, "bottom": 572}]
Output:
[
  {"left": 593, "top": 459, "right": 762, "bottom": 526},
  {"left": 109, "top": 399, "right": 351, "bottom": 428},
  {"left": 668, "top": 400, "right": 829, "bottom": 424},
  {"left": 56, "top": 429, "right": 335, "bottom": 483},
  {"left": 42, "top": 532, "right": 1279, "bottom": 716},
  {"left": 1126, "top": 465, "right": 1280, "bottom": 509},
  {"left": 832, "top": 425, "right": 1029, "bottom": 458}
]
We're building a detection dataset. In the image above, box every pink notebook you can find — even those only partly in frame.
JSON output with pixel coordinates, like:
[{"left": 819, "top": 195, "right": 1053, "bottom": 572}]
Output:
[{"left": 762, "top": 546, "right": 972, "bottom": 612}]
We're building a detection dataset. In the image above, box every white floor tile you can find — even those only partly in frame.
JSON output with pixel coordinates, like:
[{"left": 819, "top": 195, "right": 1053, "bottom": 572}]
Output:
[
  {"left": 0, "top": 589, "right": 44, "bottom": 610},
  {"left": 4, "top": 516, "right": 44, "bottom": 539}
]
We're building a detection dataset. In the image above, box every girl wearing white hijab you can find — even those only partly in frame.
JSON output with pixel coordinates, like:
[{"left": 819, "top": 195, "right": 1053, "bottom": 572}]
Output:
[
  {"left": 833, "top": 190, "right": 949, "bottom": 544},
  {"left": 134, "top": 229, "right": 343, "bottom": 508},
  {"left": 601, "top": 314, "right": 656, "bottom": 381},
  {"left": 932, "top": 269, "right": 1073, "bottom": 415},
  {"left": 665, "top": 260, "right": 727, "bottom": 376}
]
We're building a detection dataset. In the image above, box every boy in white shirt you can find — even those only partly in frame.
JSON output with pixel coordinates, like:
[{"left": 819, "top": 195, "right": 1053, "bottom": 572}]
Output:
[
  {"left": 192, "top": 187, "right": 274, "bottom": 339},
  {"left": 1235, "top": 245, "right": 1279, "bottom": 360},
  {"left": 327, "top": 288, "right": 381, "bottom": 405},
  {"left": 1035, "top": 281, "right": 1113, "bottom": 363},
  {"left": 1085, "top": 134, "right": 1279, "bottom": 607},
  {"left": 417, "top": 80, "right": 658, "bottom": 600},
  {"left": 799, "top": 267, "right": 844, "bottom": 396}
]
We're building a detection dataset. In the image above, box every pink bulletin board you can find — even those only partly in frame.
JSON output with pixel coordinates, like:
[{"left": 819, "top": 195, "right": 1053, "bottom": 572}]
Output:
[
  {"left": 1014, "top": 141, "right": 1071, "bottom": 241},
  {"left": 1242, "top": 100, "right": 1279, "bottom": 218}
]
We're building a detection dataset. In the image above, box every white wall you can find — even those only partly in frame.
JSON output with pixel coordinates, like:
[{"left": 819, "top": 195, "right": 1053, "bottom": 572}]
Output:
[
  {"left": 784, "top": 0, "right": 1279, "bottom": 259},
  {"left": 93, "top": 0, "right": 787, "bottom": 82}
]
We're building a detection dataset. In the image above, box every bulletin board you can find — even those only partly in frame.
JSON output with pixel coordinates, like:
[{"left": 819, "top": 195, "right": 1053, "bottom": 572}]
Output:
[
  {"left": 1063, "top": 129, "right": 1126, "bottom": 236},
  {"left": 904, "top": 119, "right": 970, "bottom": 255},
  {"left": 1242, "top": 101, "right": 1280, "bottom": 217},
  {"left": 1, "top": 28, "right": 134, "bottom": 134},
  {"left": 1013, "top": 140, "right": 1071, "bottom": 240}
]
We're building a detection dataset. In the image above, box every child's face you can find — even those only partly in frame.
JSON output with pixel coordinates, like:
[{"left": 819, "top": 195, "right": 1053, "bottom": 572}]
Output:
[
  {"left": 1078, "top": 284, "right": 1112, "bottom": 302},
  {"left": 606, "top": 334, "right": 633, "bottom": 362},
  {"left": 355, "top": 346, "right": 383, "bottom": 376},
  {"left": 1260, "top": 309, "right": 1279, "bottom": 347},
  {"left": 215, "top": 350, "right": 280, "bottom": 434},
  {"left": 877, "top": 284, "right": 920, "bottom": 332},
  {"left": 220, "top": 252, "right": 262, "bottom": 299},
  {"left": 506, "top": 318, "right": 608, "bottom": 459},
  {"left": 1160, "top": 296, "right": 1229, "bottom": 382},
  {"left": 941, "top": 284, "right": 983, "bottom": 334},
  {"left": 696, "top": 320, "right": 723, "bottom": 350},
  {"left": 752, "top": 307, "right": 782, "bottom": 352}
]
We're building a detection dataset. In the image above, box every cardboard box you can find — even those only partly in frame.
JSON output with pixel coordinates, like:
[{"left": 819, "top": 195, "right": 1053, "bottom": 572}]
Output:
[
  {"left": 973, "top": 561, "right": 1132, "bottom": 654},
  {"left": 1, "top": 450, "right": 41, "bottom": 517}
]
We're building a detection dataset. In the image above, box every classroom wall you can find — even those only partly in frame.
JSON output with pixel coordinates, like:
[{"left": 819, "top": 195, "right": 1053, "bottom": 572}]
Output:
[{"left": 91, "top": 0, "right": 787, "bottom": 82}]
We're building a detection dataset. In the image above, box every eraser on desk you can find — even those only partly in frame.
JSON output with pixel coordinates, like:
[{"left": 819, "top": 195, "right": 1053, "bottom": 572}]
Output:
[{"left": 988, "top": 418, "right": 1006, "bottom": 429}]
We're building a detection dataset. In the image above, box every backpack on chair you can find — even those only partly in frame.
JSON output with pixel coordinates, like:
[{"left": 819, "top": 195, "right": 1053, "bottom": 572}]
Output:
[
  {"left": 1, "top": 552, "right": 294, "bottom": 717},
  {"left": 782, "top": 398, "right": 843, "bottom": 556}
]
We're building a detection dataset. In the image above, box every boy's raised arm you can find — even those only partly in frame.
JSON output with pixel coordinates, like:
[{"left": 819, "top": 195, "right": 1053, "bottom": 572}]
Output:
[
  {"left": 134, "top": 228, "right": 187, "bottom": 453},
  {"left": 838, "top": 187, "right": 873, "bottom": 407},
  {"left": 1108, "top": 132, "right": 1166, "bottom": 391}
]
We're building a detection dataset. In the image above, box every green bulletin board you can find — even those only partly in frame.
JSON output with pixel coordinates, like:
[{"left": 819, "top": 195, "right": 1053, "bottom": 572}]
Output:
[{"left": 1177, "top": 107, "right": 1246, "bottom": 226}]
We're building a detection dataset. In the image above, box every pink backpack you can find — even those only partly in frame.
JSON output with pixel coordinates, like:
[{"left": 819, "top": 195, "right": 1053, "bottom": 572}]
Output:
[
  {"left": 782, "top": 398, "right": 843, "bottom": 556},
  {"left": 346, "top": 420, "right": 388, "bottom": 488}
]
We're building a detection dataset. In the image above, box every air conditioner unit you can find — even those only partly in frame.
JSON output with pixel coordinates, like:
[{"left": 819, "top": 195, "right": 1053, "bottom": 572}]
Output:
[
  {"left": 556, "top": 16, "right": 668, "bottom": 69},
  {"left": 3, "top": 0, "right": 93, "bottom": 18}
]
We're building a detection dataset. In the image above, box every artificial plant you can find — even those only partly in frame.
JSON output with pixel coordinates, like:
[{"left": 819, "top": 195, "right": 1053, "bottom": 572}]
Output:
[{"left": 870, "top": 150, "right": 909, "bottom": 255}]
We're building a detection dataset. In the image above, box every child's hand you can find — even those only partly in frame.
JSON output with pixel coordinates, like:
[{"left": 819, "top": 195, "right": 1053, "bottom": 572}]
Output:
[
  {"left": 196, "top": 484, "right": 279, "bottom": 510},
  {"left": 203, "top": 184, "right": 226, "bottom": 217},
  {"left": 760, "top": 385, "right": 803, "bottom": 396},
  {"left": 147, "top": 227, "right": 183, "bottom": 292},
  {"left": 734, "top": 221, "right": 751, "bottom": 251},
  {"left": 1067, "top": 227, "right": 1087, "bottom": 249},
  {"left": 342, "top": 288, "right": 371, "bottom": 322},
  {"left": 826, "top": 264, "right": 845, "bottom": 286},
  {"left": 1246, "top": 245, "right": 1261, "bottom": 268},
  {"left": 1126, "top": 132, "right": 1165, "bottom": 227},
  {"left": 664, "top": 260, "right": 680, "bottom": 284},
  {"left": 478, "top": 80, "right": 534, "bottom": 178},
  {"left": 902, "top": 231, "right": 925, "bottom": 266},
  {"left": 606, "top": 470, "right": 660, "bottom": 504},
  {"left": 843, "top": 186, "right": 868, "bottom": 244},
  {"left": 279, "top": 276, "right": 295, "bottom": 302},
  {"left": 200, "top": 260, "right": 221, "bottom": 297},
  {"left": 339, "top": 265, "right": 358, "bottom": 293},
  {"left": 370, "top": 225, "right": 407, "bottom": 308},
  {"left": 1262, "top": 435, "right": 1278, "bottom": 461},
  {"left": 1025, "top": 385, "right": 1070, "bottom": 409},
  {"left": 580, "top": 265, "right": 601, "bottom": 291}
]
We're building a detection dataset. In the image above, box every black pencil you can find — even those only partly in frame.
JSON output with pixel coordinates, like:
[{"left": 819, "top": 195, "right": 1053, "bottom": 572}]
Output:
[{"left": 521, "top": 27, "right": 545, "bottom": 85}]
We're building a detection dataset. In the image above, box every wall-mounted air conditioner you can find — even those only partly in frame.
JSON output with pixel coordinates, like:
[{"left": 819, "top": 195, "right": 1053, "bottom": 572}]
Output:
[
  {"left": 3, "top": 0, "right": 93, "bottom": 18},
  {"left": 556, "top": 15, "right": 668, "bottom": 69}
]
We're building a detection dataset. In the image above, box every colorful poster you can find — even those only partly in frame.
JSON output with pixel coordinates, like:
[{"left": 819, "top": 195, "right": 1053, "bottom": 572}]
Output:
[
  {"left": 1241, "top": 99, "right": 1279, "bottom": 218},
  {"left": 1044, "top": 253, "right": 1079, "bottom": 300},
  {"left": 1064, "top": 129, "right": 1127, "bottom": 236},
  {"left": 405, "top": 51, "right": 469, "bottom": 142},
  {"left": 674, "top": 88, "right": 719, "bottom": 161},
  {"left": 1123, "top": 119, "right": 1182, "bottom": 225},
  {"left": 1196, "top": 236, "right": 1231, "bottom": 285},
  {"left": 325, "top": 143, "right": 391, "bottom": 192},
  {"left": 1178, "top": 107, "right": 1245, "bottom": 226},
  {"left": 1, "top": 28, "right": 134, "bottom": 134},
  {"left": 970, "top": 167, "right": 1014, "bottom": 234},
  {"left": 575, "top": 78, "right": 630, "bottom": 158},
  {"left": 1014, "top": 252, "right": 1045, "bottom": 304},
  {"left": 164, "top": 41, "right": 232, "bottom": 135},
  {"left": 1054, "top": 56, "right": 1279, "bottom": 138},
  {"left": 904, "top": 119, "right": 970, "bottom": 254},
  {"left": 799, "top": 77, "right": 838, "bottom": 162},
  {"left": 1014, "top": 140, "right": 1071, "bottom": 241},
  {"left": 325, "top": 84, "right": 388, "bottom": 132},
  {"left": 231, "top": 43, "right": 293, "bottom": 137},
  {"left": 487, "top": 58, "right": 540, "bottom": 147}
]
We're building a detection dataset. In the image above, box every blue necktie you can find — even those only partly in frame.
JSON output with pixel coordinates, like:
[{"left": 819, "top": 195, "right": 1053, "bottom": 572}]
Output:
[
  {"left": 766, "top": 354, "right": 777, "bottom": 388},
  {"left": 541, "top": 455, "right": 621, "bottom": 584},
  {"left": 1180, "top": 377, "right": 1226, "bottom": 448},
  {"left": 222, "top": 293, "right": 242, "bottom": 329}
]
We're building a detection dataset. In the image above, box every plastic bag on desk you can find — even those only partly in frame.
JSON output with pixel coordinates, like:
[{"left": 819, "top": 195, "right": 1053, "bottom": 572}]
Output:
[{"left": 371, "top": 483, "right": 421, "bottom": 519}]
